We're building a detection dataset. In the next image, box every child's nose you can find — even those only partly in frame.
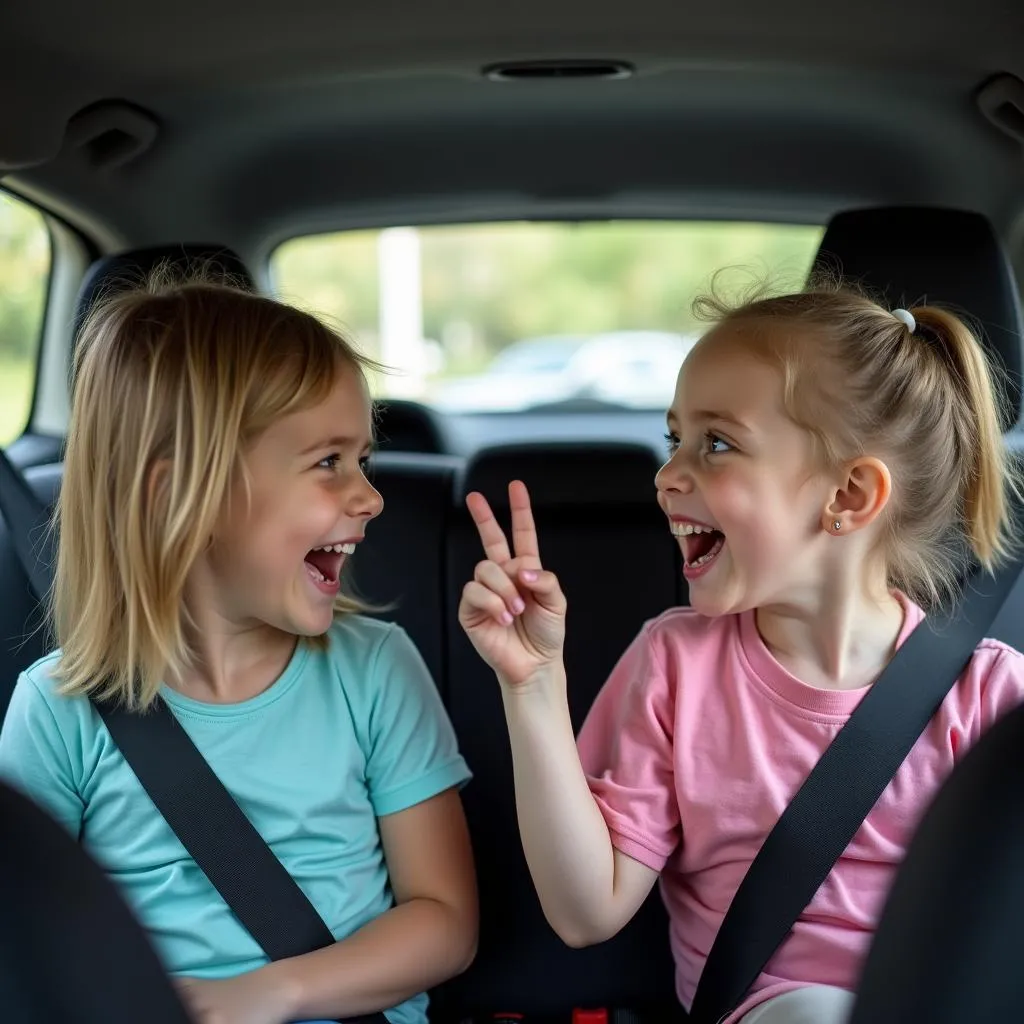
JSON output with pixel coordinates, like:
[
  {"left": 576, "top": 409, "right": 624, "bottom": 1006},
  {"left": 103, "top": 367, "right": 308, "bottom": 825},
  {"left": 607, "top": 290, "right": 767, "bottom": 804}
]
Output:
[
  {"left": 656, "top": 454, "right": 694, "bottom": 494},
  {"left": 349, "top": 477, "right": 384, "bottom": 520}
]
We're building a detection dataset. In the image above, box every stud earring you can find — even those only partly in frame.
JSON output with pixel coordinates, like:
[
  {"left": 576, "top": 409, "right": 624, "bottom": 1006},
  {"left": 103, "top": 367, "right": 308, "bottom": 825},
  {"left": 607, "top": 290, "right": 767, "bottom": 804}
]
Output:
[{"left": 832, "top": 519, "right": 842, "bottom": 532}]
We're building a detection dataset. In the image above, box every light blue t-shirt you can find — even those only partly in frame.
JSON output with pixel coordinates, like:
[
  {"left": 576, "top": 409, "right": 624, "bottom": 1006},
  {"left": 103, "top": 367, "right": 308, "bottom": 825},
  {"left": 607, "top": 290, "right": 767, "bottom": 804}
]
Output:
[{"left": 0, "top": 616, "right": 471, "bottom": 1024}]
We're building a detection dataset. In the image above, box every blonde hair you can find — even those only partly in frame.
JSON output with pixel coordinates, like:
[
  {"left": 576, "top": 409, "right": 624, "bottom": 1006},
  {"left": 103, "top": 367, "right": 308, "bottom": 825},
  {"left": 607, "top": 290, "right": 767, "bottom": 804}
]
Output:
[
  {"left": 695, "top": 278, "right": 1021, "bottom": 608},
  {"left": 55, "top": 274, "right": 382, "bottom": 710}
]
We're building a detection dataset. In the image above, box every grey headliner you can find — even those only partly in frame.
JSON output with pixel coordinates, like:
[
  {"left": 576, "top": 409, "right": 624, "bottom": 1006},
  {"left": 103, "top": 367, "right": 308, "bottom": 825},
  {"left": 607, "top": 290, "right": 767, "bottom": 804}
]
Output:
[{"left": 2, "top": 0, "right": 1024, "bottom": 262}]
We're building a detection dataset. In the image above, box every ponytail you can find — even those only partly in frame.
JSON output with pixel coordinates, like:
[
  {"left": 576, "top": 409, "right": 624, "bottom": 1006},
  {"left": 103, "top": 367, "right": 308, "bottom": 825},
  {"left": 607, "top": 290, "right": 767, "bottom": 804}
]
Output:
[{"left": 910, "top": 305, "right": 1018, "bottom": 570}]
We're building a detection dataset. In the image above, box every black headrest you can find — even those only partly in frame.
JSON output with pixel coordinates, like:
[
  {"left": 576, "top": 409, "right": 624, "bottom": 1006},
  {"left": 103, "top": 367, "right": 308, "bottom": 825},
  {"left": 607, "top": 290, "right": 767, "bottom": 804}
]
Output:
[
  {"left": 73, "top": 244, "right": 255, "bottom": 344},
  {"left": 374, "top": 399, "right": 447, "bottom": 454},
  {"left": 814, "top": 207, "right": 1023, "bottom": 430},
  {"left": 24, "top": 462, "right": 64, "bottom": 509},
  {"left": 463, "top": 442, "right": 661, "bottom": 508},
  {"left": 0, "top": 780, "right": 193, "bottom": 1023}
]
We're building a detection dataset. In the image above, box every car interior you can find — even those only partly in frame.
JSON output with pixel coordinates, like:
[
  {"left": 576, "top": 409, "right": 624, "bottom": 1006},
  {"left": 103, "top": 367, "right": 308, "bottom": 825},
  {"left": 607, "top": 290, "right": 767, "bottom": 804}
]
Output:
[{"left": 2, "top": 1, "right": 1024, "bottom": 1021}]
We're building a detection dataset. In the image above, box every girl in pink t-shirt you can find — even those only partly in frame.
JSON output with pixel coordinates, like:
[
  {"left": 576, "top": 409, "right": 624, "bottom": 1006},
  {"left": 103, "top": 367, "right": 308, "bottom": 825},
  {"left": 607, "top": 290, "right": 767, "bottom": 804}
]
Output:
[{"left": 457, "top": 285, "right": 1024, "bottom": 1023}]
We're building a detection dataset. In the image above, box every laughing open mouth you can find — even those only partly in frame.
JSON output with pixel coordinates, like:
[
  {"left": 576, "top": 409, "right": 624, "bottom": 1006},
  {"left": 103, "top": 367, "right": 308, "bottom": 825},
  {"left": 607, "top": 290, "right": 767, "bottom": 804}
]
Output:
[
  {"left": 304, "top": 542, "right": 356, "bottom": 585},
  {"left": 671, "top": 521, "right": 726, "bottom": 569}
]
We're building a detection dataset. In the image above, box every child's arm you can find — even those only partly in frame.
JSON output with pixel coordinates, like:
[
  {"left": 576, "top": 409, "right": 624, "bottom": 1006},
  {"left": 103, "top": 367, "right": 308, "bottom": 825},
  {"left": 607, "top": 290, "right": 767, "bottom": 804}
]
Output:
[
  {"left": 503, "top": 676, "right": 660, "bottom": 946},
  {"left": 459, "top": 481, "right": 660, "bottom": 947},
  {"left": 0, "top": 672, "right": 86, "bottom": 840},
  {"left": 176, "top": 788, "right": 476, "bottom": 1024},
  {"left": 268, "top": 787, "right": 477, "bottom": 1018}
]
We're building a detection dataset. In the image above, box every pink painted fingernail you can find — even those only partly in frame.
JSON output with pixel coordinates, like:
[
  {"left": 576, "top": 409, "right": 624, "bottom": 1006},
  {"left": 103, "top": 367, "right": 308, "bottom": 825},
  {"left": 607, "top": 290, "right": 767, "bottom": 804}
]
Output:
[
  {"left": 501, "top": 611, "right": 514, "bottom": 626},
  {"left": 521, "top": 570, "right": 538, "bottom": 582},
  {"left": 512, "top": 598, "right": 526, "bottom": 615}
]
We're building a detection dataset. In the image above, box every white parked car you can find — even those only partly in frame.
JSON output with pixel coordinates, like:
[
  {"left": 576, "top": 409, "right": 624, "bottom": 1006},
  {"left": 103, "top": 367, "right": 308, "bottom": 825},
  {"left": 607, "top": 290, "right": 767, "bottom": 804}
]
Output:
[{"left": 433, "top": 330, "right": 697, "bottom": 412}]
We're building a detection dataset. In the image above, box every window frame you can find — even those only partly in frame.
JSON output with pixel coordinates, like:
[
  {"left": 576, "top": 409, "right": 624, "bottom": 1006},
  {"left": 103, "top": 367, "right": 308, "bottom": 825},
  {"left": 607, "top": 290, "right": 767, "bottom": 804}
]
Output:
[{"left": 0, "top": 187, "right": 54, "bottom": 444}]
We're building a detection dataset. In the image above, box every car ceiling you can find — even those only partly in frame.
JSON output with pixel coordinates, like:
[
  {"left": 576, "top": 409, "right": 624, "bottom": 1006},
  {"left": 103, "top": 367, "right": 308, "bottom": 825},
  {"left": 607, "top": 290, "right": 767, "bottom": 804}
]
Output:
[{"left": 2, "top": 0, "right": 1024, "bottom": 262}]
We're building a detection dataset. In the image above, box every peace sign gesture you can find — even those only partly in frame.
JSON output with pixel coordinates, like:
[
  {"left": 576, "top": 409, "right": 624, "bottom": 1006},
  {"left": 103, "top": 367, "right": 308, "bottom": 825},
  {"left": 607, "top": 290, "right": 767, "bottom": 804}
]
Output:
[{"left": 458, "top": 480, "right": 567, "bottom": 689}]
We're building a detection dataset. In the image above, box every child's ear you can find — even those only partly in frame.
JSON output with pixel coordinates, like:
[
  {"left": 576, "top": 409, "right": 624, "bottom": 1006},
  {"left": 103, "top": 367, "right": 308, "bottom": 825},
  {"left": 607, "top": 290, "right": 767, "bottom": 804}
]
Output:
[{"left": 823, "top": 457, "right": 892, "bottom": 534}]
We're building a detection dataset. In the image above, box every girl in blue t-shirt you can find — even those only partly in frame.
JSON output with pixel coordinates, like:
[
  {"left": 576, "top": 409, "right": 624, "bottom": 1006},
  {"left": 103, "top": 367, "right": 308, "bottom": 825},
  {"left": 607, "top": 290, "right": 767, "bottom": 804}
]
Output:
[{"left": 0, "top": 277, "right": 477, "bottom": 1024}]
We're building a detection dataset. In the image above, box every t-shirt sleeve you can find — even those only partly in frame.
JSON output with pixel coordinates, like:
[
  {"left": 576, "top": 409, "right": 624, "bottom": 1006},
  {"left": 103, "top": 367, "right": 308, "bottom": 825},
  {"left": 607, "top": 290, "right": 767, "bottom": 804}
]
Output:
[
  {"left": 0, "top": 671, "right": 85, "bottom": 839},
  {"left": 362, "top": 625, "right": 472, "bottom": 817},
  {"left": 978, "top": 646, "right": 1024, "bottom": 735},
  {"left": 577, "top": 624, "right": 680, "bottom": 871}
]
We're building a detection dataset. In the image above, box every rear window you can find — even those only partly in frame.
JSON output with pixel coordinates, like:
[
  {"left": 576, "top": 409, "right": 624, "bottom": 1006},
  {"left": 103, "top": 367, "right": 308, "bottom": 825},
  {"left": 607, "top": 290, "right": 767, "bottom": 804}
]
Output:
[
  {"left": 0, "top": 191, "right": 50, "bottom": 444},
  {"left": 271, "top": 221, "right": 822, "bottom": 413}
]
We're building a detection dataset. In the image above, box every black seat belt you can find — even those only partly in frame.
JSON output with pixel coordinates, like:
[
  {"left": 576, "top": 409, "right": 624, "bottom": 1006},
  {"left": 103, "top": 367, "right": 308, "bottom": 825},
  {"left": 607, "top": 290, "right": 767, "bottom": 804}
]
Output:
[
  {"left": 0, "top": 447, "right": 387, "bottom": 1024},
  {"left": 688, "top": 516, "right": 1024, "bottom": 1024}
]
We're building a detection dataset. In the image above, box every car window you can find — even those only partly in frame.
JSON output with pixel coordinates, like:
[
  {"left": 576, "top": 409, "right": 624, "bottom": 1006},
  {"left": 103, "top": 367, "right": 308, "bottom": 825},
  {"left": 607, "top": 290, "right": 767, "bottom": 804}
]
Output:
[
  {"left": 0, "top": 192, "right": 51, "bottom": 444},
  {"left": 272, "top": 221, "right": 823, "bottom": 413}
]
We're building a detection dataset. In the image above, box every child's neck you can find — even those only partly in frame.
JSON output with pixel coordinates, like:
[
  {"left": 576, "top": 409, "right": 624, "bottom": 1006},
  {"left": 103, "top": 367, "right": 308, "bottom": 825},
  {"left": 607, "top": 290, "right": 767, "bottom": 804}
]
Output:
[
  {"left": 755, "top": 574, "right": 905, "bottom": 692},
  {"left": 168, "top": 614, "right": 297, "bottom": 705}
]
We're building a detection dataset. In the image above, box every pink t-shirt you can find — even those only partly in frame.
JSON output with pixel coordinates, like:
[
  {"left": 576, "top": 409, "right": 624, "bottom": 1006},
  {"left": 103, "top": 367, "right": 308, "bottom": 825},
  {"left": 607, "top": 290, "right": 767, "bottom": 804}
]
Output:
[{"left": 577, "top": 595, "right": 1024, "bottom": 1022}]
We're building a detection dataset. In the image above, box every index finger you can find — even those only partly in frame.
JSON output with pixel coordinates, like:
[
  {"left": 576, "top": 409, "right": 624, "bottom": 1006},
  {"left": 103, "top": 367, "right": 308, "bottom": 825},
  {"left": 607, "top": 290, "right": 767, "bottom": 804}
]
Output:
[
  {"left": 466, "top": 491, "right": 512, "bottom": 564},
  {"left": 509, "top": 479, "right": 541, "bottom": 562}
]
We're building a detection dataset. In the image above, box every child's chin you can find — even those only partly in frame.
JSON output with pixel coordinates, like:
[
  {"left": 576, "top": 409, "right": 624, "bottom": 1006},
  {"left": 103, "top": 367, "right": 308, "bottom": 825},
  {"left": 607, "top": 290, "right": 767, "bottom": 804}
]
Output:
[
  {"left": 688, "top": 581, "right": 740, "bottom": 619},
  {"left": 286, "top": 605, "right": 335, "bottom": 638},
  {"left": 305, "top": 613, "right": 336, "bottom": 637}
]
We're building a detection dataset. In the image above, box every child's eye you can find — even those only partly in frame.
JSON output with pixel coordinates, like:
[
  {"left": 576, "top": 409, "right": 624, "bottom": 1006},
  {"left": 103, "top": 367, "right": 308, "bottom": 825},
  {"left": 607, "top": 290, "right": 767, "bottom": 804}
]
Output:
[
  {"left": 358, "top": 455, "right": 371, "bottom": 473},
  {"left": 704, "top": 432, "right": 733, "bottom": 455},
  {"left": 664, "top": 432, "right": 680, "bottom": 455},
  {"left": 317, "top": 453, "right": 341, "bottom": 470}
]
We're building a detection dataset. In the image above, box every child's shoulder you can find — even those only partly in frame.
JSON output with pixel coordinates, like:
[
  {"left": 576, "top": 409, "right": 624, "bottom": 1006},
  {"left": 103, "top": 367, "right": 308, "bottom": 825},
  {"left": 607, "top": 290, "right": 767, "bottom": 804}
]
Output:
[
  {"left": 19, "top": 648, "right": 63, "bottom": 686},
  {"left": 971, "top": 635, "right": 1024, "bottom": 683},
  {"left": 324, "top": 613, "right": 408, "bottom": 662},
  {"left": 620, "top": 606, "right": 742, "bottom": 684},
  {"left": 315, "top": 616, "right": 446, "bottom": 740},
  {"left": 975, "top": 636, "right": 1023, "bottom": 662},
  {"left": 932, "top": 635, "right": 1024, "bottom": 730},
  {"left": 319, "top": 614, "right": 427, "bottom": 684},
  {"left": 638, "top": 605, "right": 741, "bottom": 652},
  {"left": 16, "top": 650, "right": 68, "bottom": 707},
  {"left": 952, "top": 633, "right": 1024, "bottom": 687},
  {"left": 9, "top": 649, "right": 95, "bottom": 732}
]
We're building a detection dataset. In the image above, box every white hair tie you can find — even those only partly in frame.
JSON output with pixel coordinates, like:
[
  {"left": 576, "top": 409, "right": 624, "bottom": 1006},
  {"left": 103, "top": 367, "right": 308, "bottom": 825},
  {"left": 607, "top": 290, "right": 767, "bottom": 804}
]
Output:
[{"left": 892, "top": 308, "right": 916, "bottom": 333}]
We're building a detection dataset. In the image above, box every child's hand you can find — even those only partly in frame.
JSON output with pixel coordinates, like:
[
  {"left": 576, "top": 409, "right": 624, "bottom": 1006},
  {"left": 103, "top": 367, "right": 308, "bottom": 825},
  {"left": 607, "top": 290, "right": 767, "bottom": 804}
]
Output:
[
  {"left": 459, "top": 480, "right": 567, "bottom": 689},
  {"left": 174, "top": 970, "right": 292, "bottom": 1024}
]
